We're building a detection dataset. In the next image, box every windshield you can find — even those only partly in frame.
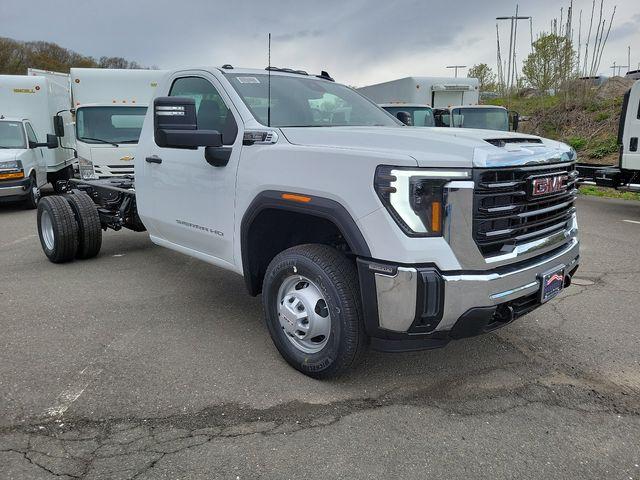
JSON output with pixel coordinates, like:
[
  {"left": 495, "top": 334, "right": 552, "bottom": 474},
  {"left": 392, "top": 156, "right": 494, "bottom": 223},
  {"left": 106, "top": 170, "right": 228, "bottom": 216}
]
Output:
[
  {"left": 451, "top": 107, "right": 509, "bottom": 131},
  {"left": 227, "top": 74, "right": 400, "bottom": 127},
  {"left": 0, "top": 121, "right": 26, "bottom": 149},
  {"left": 76, "top": 106, "right": 147, "bottom": 144},
  {"left": 383, "top": 106, "right": 435, "bottom": 127}
]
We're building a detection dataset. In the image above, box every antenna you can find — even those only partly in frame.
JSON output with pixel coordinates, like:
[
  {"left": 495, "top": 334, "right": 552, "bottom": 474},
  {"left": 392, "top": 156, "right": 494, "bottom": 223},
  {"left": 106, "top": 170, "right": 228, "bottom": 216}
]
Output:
[{"left": 267, "top": 33, "right": 271, "bottom": 127}]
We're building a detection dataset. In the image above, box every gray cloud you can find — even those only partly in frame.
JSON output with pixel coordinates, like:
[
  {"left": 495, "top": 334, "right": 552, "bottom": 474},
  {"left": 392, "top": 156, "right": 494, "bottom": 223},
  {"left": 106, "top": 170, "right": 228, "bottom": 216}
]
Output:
[{"left": 1, "top": 0, "right": 638, "bottom": 83}]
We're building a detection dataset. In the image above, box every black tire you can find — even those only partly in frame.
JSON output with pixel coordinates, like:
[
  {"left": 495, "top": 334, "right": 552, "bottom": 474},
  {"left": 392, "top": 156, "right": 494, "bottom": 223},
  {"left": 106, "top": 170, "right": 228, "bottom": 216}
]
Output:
[
  {"left": 65, "top": 191, "right": 102, "bottom": 259},
  {"left": 22, "top": 175, "right": 40, "bottom": 210},
  {"left": 262, "top": 244, "right": 367, "bottom": 378},
  {"left": 37, "top": 196, "right": 78, "bottom": 263}
]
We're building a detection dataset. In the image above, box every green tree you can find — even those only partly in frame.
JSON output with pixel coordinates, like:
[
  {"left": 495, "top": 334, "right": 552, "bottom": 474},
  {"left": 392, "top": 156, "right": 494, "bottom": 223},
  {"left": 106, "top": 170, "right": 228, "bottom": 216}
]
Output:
[
  {"left": 522, "top": 33, "right": 576, "bottom": 93},
  {"left": 468, "top": 63, "right": 496, "bottom": 91}
]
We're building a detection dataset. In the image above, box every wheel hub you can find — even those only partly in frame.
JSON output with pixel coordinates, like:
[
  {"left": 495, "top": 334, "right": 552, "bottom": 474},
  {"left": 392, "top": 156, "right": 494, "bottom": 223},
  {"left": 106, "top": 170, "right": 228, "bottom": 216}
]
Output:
[
  {"left": 41, "top": 210, "right": 55, "bottom": 250},
  {"left": 277, "top": 275, "right": 331, "bottom": 354}
]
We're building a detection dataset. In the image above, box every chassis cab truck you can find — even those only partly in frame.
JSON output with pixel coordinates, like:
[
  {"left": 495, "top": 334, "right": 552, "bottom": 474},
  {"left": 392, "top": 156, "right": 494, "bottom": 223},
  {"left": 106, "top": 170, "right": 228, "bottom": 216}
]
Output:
[
  {"left": 37, "top": 67, "right": 580, "bottom": 378},
  {"left": 358, "top": 77, "right": 518, "bottom": 132},
  {"left": 70, "top": 68, "right": 167, "bottom": 178},
  {"left": 0, "top": 75, "right": 74, "bottom": 207}
]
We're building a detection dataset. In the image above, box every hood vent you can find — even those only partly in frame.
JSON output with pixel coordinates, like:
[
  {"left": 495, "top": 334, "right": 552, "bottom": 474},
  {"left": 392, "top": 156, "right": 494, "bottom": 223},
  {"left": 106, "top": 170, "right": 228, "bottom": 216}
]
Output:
[{"left": 485, "top": 138, "right": 543, "bottom": 148}]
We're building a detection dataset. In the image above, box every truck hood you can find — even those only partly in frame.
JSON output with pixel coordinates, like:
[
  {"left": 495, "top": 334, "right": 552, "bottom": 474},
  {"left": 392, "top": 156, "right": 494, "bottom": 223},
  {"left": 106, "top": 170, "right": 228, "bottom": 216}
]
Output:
[
  {"left": 280, "top": 127, "right": 575, "bottom": 168},
  {"left": 0, "top": 149, "right": 23, "bottom": 162}
]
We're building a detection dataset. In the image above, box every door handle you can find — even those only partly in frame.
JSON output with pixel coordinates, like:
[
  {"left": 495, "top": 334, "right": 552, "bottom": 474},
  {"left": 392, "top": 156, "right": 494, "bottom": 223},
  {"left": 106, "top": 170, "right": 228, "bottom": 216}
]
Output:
[
  {"left": 631, "top": 137, "right": 638, "bottom": 152},
  {"left": 145, "top": 155, "right": 162, "bottom": 164}
]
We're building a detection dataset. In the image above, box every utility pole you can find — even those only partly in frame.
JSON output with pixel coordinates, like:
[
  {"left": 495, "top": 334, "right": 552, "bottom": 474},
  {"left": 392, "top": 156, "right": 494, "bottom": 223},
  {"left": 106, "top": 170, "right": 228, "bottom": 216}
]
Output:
[
  {"left": 497, "top": 5, "right": 532, "bottom": 92},
  {"left": 610, "top": 62, "right": 629, "bottom": 76},
  {"left": 446, "top": 65, "right": 466, "bottom": 78}
]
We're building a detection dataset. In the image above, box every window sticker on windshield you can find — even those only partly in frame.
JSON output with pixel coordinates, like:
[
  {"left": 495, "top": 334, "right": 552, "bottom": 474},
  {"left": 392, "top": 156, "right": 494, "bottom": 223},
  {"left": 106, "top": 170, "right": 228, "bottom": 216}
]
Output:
[{"left": 237, "top": 77, "right": 260, "bottom": 84}]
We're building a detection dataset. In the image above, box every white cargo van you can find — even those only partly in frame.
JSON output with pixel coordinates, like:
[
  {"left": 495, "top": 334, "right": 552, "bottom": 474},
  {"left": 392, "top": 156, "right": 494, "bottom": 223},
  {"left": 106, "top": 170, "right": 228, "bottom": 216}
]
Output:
[
  {"left": 358, "top": 77, "right": 518, "bottom": 132},
  {"left": 70, "top": 68, "right": 167, "bottom": 178},
  {"left": 0, "top": 75, "right": 75, "bottom": 207}
]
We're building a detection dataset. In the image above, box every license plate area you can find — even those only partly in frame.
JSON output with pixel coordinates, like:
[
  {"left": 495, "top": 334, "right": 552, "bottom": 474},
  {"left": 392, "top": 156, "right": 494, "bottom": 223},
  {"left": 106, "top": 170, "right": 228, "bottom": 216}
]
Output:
[{"left": 540, "top": 266, "right": 565, "bottom": 303}]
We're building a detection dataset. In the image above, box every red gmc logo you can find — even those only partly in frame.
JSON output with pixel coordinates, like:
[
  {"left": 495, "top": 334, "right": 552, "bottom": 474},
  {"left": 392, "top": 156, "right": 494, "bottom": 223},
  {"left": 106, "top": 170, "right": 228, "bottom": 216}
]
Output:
[{"left": 531, "top": 175, "right": 568, "bottom": 197}]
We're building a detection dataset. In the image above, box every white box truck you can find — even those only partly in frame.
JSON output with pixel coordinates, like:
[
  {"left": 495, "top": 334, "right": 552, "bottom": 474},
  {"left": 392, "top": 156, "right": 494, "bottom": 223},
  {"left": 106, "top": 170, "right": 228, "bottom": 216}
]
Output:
[
  {"left": 358, "top": 77, "right": 519, "bottom": 132},
  {"left": 577, "top": 80, "right": 640, "bottom": 190},
  {"left": 70, "top": 68, "right": 166, "bottom": 178},
  {"left": 27, "top": 68, "right": 70, "bottom": 90},
  {"left": 0, "top": 75, "right": 75, "bottom": 207}
]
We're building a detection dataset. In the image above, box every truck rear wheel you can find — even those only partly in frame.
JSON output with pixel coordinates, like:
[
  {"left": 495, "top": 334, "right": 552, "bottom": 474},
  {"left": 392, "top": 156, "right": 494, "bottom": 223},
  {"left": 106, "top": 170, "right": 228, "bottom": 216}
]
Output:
[
  {"left": 262, "top": 244, "right": 367, "bottom": 378},
  {"left": 37, "top": 196, "right": 78, "bottom": 263},
  {"left": 65, "top": 191, "right": 102, "bottom": 259}
]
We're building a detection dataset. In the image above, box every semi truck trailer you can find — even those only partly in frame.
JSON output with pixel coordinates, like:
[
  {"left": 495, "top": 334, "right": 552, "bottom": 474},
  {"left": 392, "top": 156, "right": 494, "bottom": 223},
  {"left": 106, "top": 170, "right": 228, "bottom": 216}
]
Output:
[
  {"left": 70, "top": 68, "right": 167, "bottom": 178},
  {"left": 36, "top": 66, "right": 580, "bottom": 378},
  {"left": 0, "top": 75, "right": 75, "bottom": 206}
]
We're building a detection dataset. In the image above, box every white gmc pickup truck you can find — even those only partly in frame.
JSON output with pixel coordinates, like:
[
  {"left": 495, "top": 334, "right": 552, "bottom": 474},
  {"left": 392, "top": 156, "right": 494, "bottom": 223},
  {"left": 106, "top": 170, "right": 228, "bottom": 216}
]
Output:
[{"left": 36, "top": 66, "right": 580, "bottom": 378}]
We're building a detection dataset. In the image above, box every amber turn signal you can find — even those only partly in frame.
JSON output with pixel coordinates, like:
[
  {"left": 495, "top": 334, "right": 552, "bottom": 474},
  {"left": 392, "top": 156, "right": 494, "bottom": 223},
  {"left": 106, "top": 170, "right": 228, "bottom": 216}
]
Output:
[{"left": 281, "top": 193, "right": 312, "bottom": 203}]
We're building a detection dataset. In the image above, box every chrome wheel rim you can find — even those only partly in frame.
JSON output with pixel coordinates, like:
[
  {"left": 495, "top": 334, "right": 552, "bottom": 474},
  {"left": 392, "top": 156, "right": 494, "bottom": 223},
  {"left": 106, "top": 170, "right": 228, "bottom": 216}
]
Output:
[
  {"left": 41, "top": 210, "right": 55, "bottom": 250},
  {"left": 277, "top": 275, "right": 331, "bottom": 354}
]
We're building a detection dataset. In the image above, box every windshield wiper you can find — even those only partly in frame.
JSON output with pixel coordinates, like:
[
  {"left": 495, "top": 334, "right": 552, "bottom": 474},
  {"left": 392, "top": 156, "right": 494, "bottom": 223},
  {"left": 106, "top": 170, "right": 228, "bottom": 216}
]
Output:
[
  {"left": 79, "top": 137, "right": 119, "bottom": 147},
  {"left": 115, "top": 139, "right": 139, "bottom": 144}
]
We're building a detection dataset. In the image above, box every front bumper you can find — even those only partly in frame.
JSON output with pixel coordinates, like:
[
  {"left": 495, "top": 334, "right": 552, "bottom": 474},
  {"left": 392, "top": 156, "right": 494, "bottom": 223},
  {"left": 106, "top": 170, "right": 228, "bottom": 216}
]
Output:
[
  {"left": 0, "top": 177, "right": 31, "bottom": 201},
  {"left": 357, "top": 237, "right": 580, "bottom": 352}
]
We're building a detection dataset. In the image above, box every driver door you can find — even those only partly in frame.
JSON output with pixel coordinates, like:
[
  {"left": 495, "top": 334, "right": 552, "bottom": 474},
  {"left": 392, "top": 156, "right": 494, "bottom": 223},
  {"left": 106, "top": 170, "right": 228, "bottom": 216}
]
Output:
[
  {"left": 24, "top": 122, "right": 46, "bottom": 186},
  {"left": 139, "top": 73, "right": 242, "bottom": 267}
]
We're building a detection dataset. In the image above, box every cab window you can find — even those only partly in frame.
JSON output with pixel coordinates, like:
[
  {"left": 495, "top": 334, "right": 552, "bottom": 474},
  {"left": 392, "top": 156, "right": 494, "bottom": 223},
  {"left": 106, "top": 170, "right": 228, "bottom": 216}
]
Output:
[
  {"left": 25, "top": 123, "right": 38, "bottom": 144},
  {"left": 169, "top": 77, "right": 237, "bottom": 145}
]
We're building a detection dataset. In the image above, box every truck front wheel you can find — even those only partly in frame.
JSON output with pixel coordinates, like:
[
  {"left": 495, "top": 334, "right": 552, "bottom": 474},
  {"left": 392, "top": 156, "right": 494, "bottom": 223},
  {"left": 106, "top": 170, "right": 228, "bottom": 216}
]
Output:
[
  {"left": 37, "top": 196, "right": 78, "bottom": 263},
  {"left": 262, "top": 244, "right": 367, "bottom": 378}
]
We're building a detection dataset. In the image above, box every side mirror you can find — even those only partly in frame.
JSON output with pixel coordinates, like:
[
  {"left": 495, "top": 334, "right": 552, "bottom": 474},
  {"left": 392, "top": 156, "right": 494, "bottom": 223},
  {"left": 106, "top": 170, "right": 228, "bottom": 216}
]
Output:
[
  {"left": 28, "top": 134, "right": 58, "bottom": 149},
  {"left": 510, "top": 111, "right": 520, "bottom": 131},
  {"left": 154, "top": 96, "right": 222, "bottom": 149},
  {"left": 395, "top": 111, "right": 413, "bottom": 126},
  {"left": 45, "top": 134, "right": 59, "bottom": 149},
  {"left": 53, "top": 115, "right": 65, "bottom": 137}
]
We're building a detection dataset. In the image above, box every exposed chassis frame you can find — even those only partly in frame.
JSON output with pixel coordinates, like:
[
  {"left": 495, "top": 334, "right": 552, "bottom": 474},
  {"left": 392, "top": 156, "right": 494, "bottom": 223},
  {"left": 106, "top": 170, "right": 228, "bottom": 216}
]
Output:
[{"left": 61, "top": 177, "right": 146, "bottom": 232}]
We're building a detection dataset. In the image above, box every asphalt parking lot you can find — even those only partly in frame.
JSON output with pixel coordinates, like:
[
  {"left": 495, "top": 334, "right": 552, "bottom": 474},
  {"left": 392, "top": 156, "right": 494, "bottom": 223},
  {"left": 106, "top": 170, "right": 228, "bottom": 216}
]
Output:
[{"left": 1, "top": 194, "right": 639, "bottom": 479}]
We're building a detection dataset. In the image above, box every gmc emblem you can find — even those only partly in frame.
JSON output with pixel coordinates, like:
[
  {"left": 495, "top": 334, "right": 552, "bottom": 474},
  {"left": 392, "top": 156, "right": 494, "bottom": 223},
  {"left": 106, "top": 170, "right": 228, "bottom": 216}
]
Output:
[{"left": 530, "top": 175, "right": 568, "bottom": 197}]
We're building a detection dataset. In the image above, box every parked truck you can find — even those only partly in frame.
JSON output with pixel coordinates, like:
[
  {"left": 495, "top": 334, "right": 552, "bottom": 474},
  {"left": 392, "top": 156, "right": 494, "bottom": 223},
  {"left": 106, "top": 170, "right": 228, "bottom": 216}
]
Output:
[
  {"left": 577, "top": 80, "right": 640, "bottom": 190},
  {"left": 36, "top": 66, "right": 580, "bottom": 378},
  {"left": 0, "top": 75, "right": 75, "bottom": 207},
  {"left": 70, "top": 68, "right": 166, "bottom": 178},
  {"left": 358, "top": 77, "right": 519, "bottom": 132}
]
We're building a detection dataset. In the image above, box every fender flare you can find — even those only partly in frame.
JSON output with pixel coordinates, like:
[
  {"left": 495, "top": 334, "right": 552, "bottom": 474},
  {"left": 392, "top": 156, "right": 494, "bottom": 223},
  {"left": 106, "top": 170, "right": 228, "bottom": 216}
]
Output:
[{"left": 240, "top": 190, "right": 371, "bottom": 295}]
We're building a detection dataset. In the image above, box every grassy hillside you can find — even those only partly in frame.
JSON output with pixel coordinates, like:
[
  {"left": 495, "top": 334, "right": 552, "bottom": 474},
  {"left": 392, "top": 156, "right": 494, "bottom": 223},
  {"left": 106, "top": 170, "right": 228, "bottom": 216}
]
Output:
[{"left": 486, "top": 78, "right": 635, "bottom": 165}]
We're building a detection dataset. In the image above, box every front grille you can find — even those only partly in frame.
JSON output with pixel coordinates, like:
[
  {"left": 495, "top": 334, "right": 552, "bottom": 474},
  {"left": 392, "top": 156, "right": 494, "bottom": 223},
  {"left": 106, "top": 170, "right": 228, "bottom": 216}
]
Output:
[{"left": 472, "top": 162, "right": 578, "bottom": 256}]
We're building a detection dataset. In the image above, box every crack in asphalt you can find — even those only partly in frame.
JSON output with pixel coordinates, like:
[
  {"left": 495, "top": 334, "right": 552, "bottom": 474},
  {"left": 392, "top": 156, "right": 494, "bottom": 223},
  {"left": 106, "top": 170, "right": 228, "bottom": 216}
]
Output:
[{"left": 1, "top": 357, "right": 638, "bottom": 480}]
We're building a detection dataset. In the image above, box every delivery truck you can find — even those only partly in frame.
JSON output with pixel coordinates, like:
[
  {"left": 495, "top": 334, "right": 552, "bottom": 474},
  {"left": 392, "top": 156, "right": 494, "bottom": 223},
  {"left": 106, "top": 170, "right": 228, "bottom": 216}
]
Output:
[
  {"left": 70, "top": 68, "right": 166, "bottom": 178},
  {"left": 577, "top": 80, "right": 640, "bottom": 190},
  {"left": 0, "top": 75, "right": 75, "bottom": 207},
  {"left": 358, "top": 77, "right": 518, "bottom": 132}
]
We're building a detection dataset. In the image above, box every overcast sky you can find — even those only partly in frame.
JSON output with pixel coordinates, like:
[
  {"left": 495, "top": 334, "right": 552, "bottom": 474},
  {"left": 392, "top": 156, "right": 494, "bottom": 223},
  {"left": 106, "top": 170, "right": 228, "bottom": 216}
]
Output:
[{"left": 1, "top": 0, "right": 638, "bottom": 86}]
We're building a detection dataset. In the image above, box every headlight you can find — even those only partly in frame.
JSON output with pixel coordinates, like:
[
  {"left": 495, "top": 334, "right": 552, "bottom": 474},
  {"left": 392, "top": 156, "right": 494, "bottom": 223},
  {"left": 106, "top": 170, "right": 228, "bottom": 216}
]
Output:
[
  {"left": 374, "top": 166, "right": 470, "bottom": 237},
  {"left": 0, "top": 160, "right": 22, "bottom": 171}
]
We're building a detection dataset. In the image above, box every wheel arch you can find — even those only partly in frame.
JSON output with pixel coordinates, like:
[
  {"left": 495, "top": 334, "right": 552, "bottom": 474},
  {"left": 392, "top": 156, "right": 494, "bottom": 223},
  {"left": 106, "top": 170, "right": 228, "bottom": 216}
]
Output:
[{"left": 240, "top": 190, "right": 371, "bottom": 296}]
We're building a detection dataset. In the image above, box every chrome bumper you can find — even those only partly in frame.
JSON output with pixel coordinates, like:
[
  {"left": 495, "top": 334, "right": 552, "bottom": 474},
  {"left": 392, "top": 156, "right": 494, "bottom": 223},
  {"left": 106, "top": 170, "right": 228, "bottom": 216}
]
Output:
[
  {"left": 371, "top": 236, "right": 579, "bottom": 334},
  {"left": 0, "top": 179, "right": 30, "bottom": 198}
]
